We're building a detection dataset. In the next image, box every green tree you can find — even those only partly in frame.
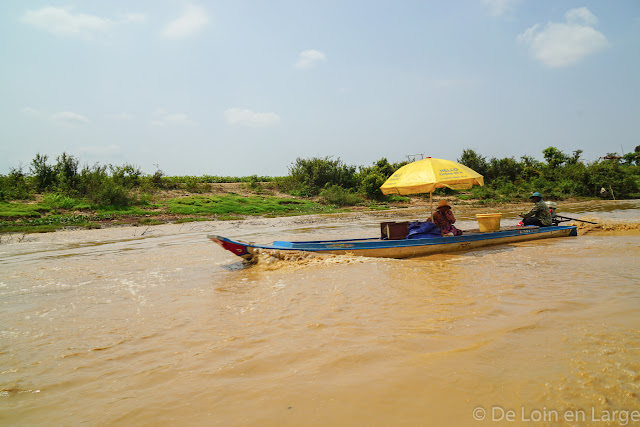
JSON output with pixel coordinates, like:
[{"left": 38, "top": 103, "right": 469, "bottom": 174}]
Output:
[
  {"left": 110, "top": 163, "right": 143, "bottom": 188},
  {"left": 30, "top": 153, "right": 56, "bottom": 191},
  {"left": 485, "top": 157, "right": 522, "bottom": 182},
  {"left": 360, "top": 171, "right": 387, "bottom": 200},
  {"left": 567, "top": 149, "right": 583, "bottom": 165},
  {"left": 542, "top": 147, "right": 569, "bottom": 168},
  {"left": 0, "top": 166, "right": 32, "bottom": 200},
  {"left": 519, "top": 155, "right": 543, "bottom": 179},
  {"left": 458, "top": 149, "right": 488, "bottom": 177},
  {"left": 356, "top": 157, "right": 403, "bottom": 200},
  {"left": 623, "top": 146, "right": 640, "bottom": 166},
  {"left": 586, "top": 160, "right": 638, "bottom": 198},
  {"left": 287, "top": 156, "right": 357, "bottom": 196},
  {"left": 54, "top": 152, "right": 80, "bottom": 191},
  {"left": 78, "top": 163, "right": 131, "bottom": 206}
]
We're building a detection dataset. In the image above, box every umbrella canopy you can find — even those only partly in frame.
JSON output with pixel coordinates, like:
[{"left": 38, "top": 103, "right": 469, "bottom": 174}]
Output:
[{"left": 380, "top": 157, "right": 484, "bottom": 196}]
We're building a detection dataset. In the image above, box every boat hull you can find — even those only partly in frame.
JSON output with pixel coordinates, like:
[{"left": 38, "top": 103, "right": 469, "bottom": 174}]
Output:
[{"left": 209, "top": 225, "right": 577, "bottom": 260}]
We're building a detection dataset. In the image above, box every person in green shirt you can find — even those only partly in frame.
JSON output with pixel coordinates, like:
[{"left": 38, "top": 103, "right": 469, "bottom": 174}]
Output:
[{"left": 520, "top": 192, "right": 552, "bottom": 227}]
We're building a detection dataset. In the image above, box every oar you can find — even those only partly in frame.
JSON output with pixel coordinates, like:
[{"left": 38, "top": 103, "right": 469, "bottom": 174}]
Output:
[{"left": 554, "top": 215, "right": 598, "bottom": 224}]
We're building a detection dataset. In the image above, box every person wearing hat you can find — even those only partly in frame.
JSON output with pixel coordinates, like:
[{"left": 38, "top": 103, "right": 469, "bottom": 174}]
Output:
[
  {"left": 432, "top": 200, "right": 462, "bottom": 236},
  {"left": 520, "top": 192, "right": 552, "bottom": 227}
]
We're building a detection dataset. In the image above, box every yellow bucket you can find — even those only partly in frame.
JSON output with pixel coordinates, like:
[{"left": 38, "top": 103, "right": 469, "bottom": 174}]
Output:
[{"left": 476, "top": 213, "right": 502, "bottom": 232}]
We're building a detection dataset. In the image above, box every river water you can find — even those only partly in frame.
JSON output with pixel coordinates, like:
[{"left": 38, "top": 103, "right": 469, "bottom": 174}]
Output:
[{"left": 1, "top": 200, "right": 639, "bottom": 426}]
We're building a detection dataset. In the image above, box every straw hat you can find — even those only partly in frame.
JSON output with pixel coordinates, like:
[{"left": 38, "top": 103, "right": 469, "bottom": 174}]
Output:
[{"left": 437, "top": 200, "right": 451, "bottom": 209}]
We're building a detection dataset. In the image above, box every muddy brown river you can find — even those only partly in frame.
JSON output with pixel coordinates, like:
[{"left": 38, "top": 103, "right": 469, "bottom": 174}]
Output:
[{"left": 1, "top": 200, "right": 640, "bottom": 426}]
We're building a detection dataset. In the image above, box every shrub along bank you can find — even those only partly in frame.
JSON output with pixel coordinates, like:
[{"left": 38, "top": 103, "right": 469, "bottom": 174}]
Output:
[{"left": 0, "top": 147, "right": 638, "bottom": 233}]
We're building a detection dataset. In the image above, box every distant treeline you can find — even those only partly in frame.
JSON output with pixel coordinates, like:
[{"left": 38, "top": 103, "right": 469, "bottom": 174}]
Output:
[
  {"left": 276, "top": 146, "right": 640, "bottom": 204},
  {"left": 453, "top": 146, "right": 640, "bottom": 202},
  {"left": 1, "top": 146, "right": 639, "bottom": 207},
  {"left": 0, "top": 153, "right": 274, "bottom": 206}
]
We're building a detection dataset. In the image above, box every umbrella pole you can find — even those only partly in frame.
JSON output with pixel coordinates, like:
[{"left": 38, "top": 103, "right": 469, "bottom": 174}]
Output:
[{"left": 429, "top": 192, "right": 433, "bottom": 215}]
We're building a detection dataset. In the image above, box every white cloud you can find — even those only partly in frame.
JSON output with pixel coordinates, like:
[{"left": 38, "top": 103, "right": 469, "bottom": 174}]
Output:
[
  {"left": 124, "top": 13, "right": 147, "bottom": 24},
  {"left": 51, "top": 111, "right": 90, "bottom": 124},
  {"left": 21, "top": 6, "right": 113, "bottom": 38},
  {"left": 517, "top": 7, "right": 608, "bottom": 67},
  {"left": 161, "top": 4, "right": 209, "bottom": 39},
  {"left": 482, "top": 0, "right": 521, "bottom": 17},
  {"left": 295, "top": 49, "right": 326, "bottom": 69},
  {"left": 21, "top": 107, "right": 43, "bottom": 117},
  {"left": 110, "top": 112, "right": 135, "bottom": 120},
  {"left": 224, "top": 108, "right": 280, "bottom": 127},
  {"left": 566, "top": 7, "right": 598, "bottom": 26},
  {"left": 151, "top": 109, "right": 196, "bottom": 126}
]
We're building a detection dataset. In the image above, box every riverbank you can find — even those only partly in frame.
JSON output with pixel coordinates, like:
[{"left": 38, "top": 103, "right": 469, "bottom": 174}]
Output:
[
  {"left": 1, "top": 181, "right": 609, "bottom": 234},
  {"left": 1, "top": 199, "right": 639, "bottom": 247},
  {"left": 0, "top": 183, "right": 336, "bottom": 233}
]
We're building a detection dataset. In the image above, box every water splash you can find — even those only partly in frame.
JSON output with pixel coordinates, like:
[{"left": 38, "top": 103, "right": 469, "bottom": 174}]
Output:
[
  {"left": 571, "top": 217, "right": 640, "bottom": 235},
  {"left": 250, "top": 248, "right": 377, "bottom": 270}
]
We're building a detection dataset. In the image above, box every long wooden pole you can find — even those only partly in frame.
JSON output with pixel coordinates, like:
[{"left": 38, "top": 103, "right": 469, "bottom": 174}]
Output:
[{"left": 429, "top": 192, "right": 433, "bottom": 216}]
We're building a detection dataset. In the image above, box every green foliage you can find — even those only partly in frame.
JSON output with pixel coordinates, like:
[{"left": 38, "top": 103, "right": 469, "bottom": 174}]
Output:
[
  {"left": 586, "top": 160, "right": 639, "bottom": 199},
  {"left": 0, "top": 167, "right": 32, "bottom": 200},
  {"left": 0, "top": 201, "right": 45, "bottom": 218},
  {"left": 42, "top": 193, "right": 83, "bottom": 210},
  {"left": 359, "top": 171, "right": 387, "bottom": 200},
  {"left": 319, "top": 185, "right": 363, "bottom": 206},
  {"left": 368, "top": 158, "right": 397, "bottom": 177},
  {"left": 543, "top": 147, "right": 569, "bottom": 168},
  {"left": 191, "top": 174, "right": 274, "bottom": 183},
  {"left": 356, "top": 157, "right": 405, "bottom": 201},
  {"left": 457, "top": 146, "right": 639, "bottom": 201},
  {"left": 286, "top": 156, "right": 357, "bottom": 196},
  {"left": 77, "top": 163, "right": 108, "bottom": 196},
  {"left": 74, "top": 163, "right": 132, "bottom": 206},
  {"left": 486, "top": 157, "right": 522, "bottom": 182},
  {"left": 184, "top": 176, "right": 203, "bottom": 193},
  {"left": 110, "top": 163, "right": 142, "bottom": 188},
  {"left": 30, "top": 153, "right": 56, "bottom": 192},
  {"left": 567, "top": 149, "right": 583, "bottom": 165},
  {"left": 245, "top": 175, "right": 261, "bottom": 190},
  {"left": 519, "top": 155, "right": 543, "bottom": 180},
  {"left": 92, "top": 184, "right": 132, "bottom": 207},
  {"left": 623, "top": 147, "right": 640, "bottom": 166},
  {"left": 54, "top": 152, "right": 80, "bottom": 191},
  {"left": 386, "top": 194, "right": 410, "bottom": 203},
  {"left": 1, "top": 148, "right": 639, "bottom": 235},
  {"left": 470, "top": 185, "right": 498, "bottom": 203},
  {"left": 166, "top": 194, "right": 332, "bottom": 216},
  {"left": 458, "top": 149, "right": 489, "bottom": 177},
  {"left": 149, "top": 167, "right": 166, "bottom": 189}
]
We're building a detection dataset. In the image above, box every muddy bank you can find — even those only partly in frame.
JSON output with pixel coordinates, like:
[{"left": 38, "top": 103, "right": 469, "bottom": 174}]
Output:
[{"left": 1, "top": 199, "right": 638, "bottom": 248}]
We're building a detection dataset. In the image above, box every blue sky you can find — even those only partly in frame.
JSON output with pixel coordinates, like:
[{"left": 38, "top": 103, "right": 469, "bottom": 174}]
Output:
[{"left": 1, "top": 1, "right": 639, "bottom": 176}]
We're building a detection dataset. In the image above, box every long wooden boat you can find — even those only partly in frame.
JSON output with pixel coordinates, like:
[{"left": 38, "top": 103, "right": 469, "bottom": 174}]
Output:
[{"left": 209, "top": 225, "right": 577, "bottom": 260}]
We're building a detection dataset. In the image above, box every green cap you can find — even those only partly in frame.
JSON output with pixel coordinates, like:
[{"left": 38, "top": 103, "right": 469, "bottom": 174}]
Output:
[{"left": 530, "top": 192, "right": 542, "bottom": 198}]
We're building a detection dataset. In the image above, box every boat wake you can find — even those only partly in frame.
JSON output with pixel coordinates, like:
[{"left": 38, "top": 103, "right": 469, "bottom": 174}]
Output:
[
  {"left": 572, "top": 218, "right": 640, "bottom": 235},
  {"left": 250, "top": 248, "right": 378, "bottom": 270}
]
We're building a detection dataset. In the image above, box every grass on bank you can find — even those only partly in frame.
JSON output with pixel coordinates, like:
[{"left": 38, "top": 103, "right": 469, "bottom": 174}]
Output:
[
  {"left": 0, "top": 193, "right": 344, "bottom": 234},
  {"left": 166, "top": 194, "right": 336, "bottom": 217}
]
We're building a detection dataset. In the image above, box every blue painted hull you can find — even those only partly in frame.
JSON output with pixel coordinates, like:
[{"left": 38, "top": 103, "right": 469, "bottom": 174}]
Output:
[{"left": 209, "top": 225, "right": 577, "bottom": 260}]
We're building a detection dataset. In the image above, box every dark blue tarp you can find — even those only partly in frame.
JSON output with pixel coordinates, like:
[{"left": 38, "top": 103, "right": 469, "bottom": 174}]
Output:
[{"left": 407, "top": 221, "right": 442, "bottom": 239}]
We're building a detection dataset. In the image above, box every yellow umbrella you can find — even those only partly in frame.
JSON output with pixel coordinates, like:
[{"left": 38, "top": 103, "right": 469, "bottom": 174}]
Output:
[{"left": 380, "top": 157, "right": 484, "bottom": 212}]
